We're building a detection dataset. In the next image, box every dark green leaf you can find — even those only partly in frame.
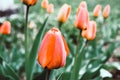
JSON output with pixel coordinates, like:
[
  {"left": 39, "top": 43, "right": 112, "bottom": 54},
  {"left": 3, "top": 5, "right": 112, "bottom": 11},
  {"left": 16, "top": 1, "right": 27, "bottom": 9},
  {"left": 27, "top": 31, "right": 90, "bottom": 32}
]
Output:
[
  {"left": 57, "top": 72, "right": 70, "bottom": 80},
  {"left": 80, "top": 59, "right": 102, "bottom": 80},
  {"left": 102, "top": 42, "right": 120, "bottom": 62},
  {"left": 26, "top": 16, "right": 49, "bottom": 80},
  {"left": 2, "top": 62, "right": 20, "bottom": 80}
]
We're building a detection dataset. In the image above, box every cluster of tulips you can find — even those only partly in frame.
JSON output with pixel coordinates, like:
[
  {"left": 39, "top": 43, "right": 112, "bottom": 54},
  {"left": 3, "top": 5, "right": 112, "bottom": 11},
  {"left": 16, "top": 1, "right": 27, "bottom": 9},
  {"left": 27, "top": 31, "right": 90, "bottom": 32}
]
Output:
[
  {"left": 0, "top": 0, "right": 111, "bottom": 80},
  {"left": 41, "top": 0, "right": 54, "bottom": 14},
  {"left": 93, "top": 4, "right": 110, "bottom": 18},
  {"left": 40, "top": 1, "right": 98, "bottom": 69},
  {"left": 21, "top": 0, "right": 111, "bottom": 78}
]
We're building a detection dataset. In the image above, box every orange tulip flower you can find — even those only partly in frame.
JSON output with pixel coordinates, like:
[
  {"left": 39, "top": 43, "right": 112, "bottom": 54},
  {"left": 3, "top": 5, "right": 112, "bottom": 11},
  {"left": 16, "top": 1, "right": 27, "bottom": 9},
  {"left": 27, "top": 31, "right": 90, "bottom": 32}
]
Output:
[
  {"left": 79, "top": 1, "right": 87, "bottom": 8},
  {"left": 21, "top": 0, "right": 37, "bottom": 6},
  {"left": 82, "top": 21, "right": 97, "bottom": 40},
  {"left": 41, "top": 0, "right": 49, "bottom": 9},
  {"left": 38, "top": 27, "right": 69, "bottom": 69},
  {"left": 103, "top": 5, "right": 110, "bottom": 18},
  {"left": 75, "top": 5, "right": 89, "bottom": 30},
  {"left": 47, "top": 4, "right": 54, "bottom": 14},
  {"left": 93, "top": 4, "right": 102, "bottom": 17},
  {"left": 0, "top": 21, "right": 11, "bottom": 35},
  {"left": 57, "top": 4, "right": 71, "bottom": 23}
]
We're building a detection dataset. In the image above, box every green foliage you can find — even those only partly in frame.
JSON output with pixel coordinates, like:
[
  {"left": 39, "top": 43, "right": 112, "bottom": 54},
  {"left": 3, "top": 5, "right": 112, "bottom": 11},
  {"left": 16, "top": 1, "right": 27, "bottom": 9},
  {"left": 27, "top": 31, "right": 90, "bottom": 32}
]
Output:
[
  {"left": 26, "top": 16, "right": 49, "bottom": 80},
  {"left": 0, "top": 0, "right": 120, "bottom": 80}
]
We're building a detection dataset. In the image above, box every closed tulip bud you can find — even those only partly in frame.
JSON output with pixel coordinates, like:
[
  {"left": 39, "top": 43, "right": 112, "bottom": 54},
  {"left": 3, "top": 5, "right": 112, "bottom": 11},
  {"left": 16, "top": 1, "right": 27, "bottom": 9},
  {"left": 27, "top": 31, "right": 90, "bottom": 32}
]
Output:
[
  {"left": 47, "top": 4, "right": 54, "bottom": 14},
  {"left": 103, "top": 5, "right": 110, "bottom": 18},
  {"left": 38, "top": 27, "right": 69, "bottom": 69},
  {"left": 75, "top": 5, "right": 89, "bottom": 30},
  {"left": 57, "top": 4, "right": 71, "bottom": 23},
  {"left": 0, "top": 21, "right": 11, "bottom": 35},
  {"left": 93, "top": 4, "right": 102, "bottom": 17},
  {"left": 82, "top": 21, "right": 97, "bottom": 40},
  {"left": 41, "top": 0, "right": 49, "bottom": 9},
  {"left": 79, "top": 1, "right": 87, "bottom": 8},
  {"left": 21, "top": 0, "right": 37, "bottom": 6}
]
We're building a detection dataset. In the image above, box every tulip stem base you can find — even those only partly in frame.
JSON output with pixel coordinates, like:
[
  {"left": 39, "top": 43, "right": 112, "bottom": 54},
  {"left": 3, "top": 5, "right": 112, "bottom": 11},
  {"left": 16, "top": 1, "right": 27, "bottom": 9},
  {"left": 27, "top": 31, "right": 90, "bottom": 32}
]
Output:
[{"left": 45, "top": 69, "right": 51, "bottom": 80}]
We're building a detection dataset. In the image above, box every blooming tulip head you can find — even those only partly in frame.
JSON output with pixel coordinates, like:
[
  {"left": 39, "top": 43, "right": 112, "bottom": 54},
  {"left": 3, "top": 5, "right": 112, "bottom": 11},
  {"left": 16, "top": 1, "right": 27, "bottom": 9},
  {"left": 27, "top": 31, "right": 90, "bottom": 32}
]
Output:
[
  {"left": 41, "top": 0, "right": 49, "bottom": 9},
  {"left": 46, "top": 4, "right": 54, "bottom": 14},
  {"left": 93, "top": 4, "right": 102, "bottom": 17},
  {"left": 79, "top": 1, "right": 87, "bottom": 8},
  {"left": 103, "top": 5, "right": 110, "bottom": 18},
  {"left": 0, "top": 21, "right": 11, "bottom": 35},
  {"left": 38, "top": 27, "right": 69, "bottom": 69},
  {"left": 21, "top": 0, "right": 37, "bottom": 6},
  {"left": 57, "top": 4, "right": 71, "bottom": 23},
  {"left": 82, "top": 21, "right": 97, "bottom": 40},
  {"left": 75, "top": 5, "right": 89, "bottom": 30}
]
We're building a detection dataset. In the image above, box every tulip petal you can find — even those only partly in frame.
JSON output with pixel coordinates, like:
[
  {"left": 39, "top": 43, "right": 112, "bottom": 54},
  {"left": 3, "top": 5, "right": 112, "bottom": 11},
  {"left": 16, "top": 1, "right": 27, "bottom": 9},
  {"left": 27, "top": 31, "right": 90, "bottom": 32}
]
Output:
[
  {"left": 38, "top": 31, "right": 55, "bottom": 68},
  {"left": 47, "top": 32, "right": 66, "bottom": 69}
]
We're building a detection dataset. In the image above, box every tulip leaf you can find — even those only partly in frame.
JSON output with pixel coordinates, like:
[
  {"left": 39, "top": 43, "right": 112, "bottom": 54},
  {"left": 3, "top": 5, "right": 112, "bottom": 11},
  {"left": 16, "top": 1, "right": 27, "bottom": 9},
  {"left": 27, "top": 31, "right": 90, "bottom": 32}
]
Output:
[
  {"left": 0, "top": 56, "right": 19, "bottom": 80},
  {"left": 70, "top": 39, "right": 87, "bottom": 80},
  {"left": 26, "top": 16, "right": 49, "bottom": 80},
  {"left": 2, "top": 62, "right": 20, "bottom": 80},
  {"left": 57, "top": 72, "right": 70, "bottom": 80},
  {"left": 102, "top": 42, "right": 120, "bottom": 63},
  {"left": 100, "top": 68, "right": 112, "bottom": 78},
  {"left": 80, "top": 59, "right": 102, "bottom": 80}
]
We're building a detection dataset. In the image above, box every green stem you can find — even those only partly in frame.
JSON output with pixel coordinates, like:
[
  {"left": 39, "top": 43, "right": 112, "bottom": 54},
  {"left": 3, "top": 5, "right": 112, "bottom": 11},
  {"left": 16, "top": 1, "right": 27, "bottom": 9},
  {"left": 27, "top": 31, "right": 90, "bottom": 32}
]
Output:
[
  {"left": 45, "top": 69, "right": 51, "bottom": 80},
  {"left": 70, "top": 30, "right": 87, "bottom": 80},
  {"left": 25, "top": 5, "right": 29, "bottom": 58},
  {"left": 75, "top": 30, "right": 82, "bottom": 55},
  {"left": 25, "top": 5, "right": 30, "bottom": 80},
  {"left": 58, "top": 21, "right": 63, "bottom": 30}
]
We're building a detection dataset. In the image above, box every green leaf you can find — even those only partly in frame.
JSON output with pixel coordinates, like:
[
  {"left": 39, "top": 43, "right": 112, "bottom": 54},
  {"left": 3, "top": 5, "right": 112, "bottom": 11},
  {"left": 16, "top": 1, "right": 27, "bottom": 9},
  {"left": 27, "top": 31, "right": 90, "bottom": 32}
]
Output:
[
  {"left": 2, "top": 62, "right": 20, "bottom": 80},
  {"left": 70, "top": 39, "right": 87, "bottom": 80},
  {"left": 0, "top": 56, "right": 19, "bottom": 80},
  {"left": 100, "top": 68, "right": 112, "bottom": 78},
  {"left": 26, "top": 16, "right": 49, "bottom": 80},
  {"left": 57, "top": 72, "right": 70, "bottom": 80},
  {"left": 102, "top": 42, "right": 120, "bottom": 62},
  {"left": 80, "top": 59, "right": 102, "bottom": 80}
]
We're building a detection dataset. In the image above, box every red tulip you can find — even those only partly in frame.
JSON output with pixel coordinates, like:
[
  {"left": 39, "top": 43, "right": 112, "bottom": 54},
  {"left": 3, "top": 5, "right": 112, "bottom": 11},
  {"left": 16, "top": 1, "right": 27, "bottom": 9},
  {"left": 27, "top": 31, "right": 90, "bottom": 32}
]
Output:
[
  {"left": 38, "top": 27, "right": 69, "bottom": 69},
  {"left": 75, "top": 5, "right": 89, "bottom": 30},
  {"left": 82, "top": 21, "right": 97, "bottom": 40},
  {"left": 57, "top": 4, "right": 71, "bottom": 23},
  {"left": 0, "top": 21, "right": 11, "bottom": 35},
  {"left": 41, "top": 0, "right": 49, "bottom": 9},
  {"left": 46, "top": 4, "right": 54, "bottom": 14},
  {"left": 21, "top": 0, "right": 37, "bottom": 6},
  {"left": 103, "top": 5, "right": 110, "bottom": 18},
  {"left": 93, "top": 4, "right": 102, "bottom": 17}
]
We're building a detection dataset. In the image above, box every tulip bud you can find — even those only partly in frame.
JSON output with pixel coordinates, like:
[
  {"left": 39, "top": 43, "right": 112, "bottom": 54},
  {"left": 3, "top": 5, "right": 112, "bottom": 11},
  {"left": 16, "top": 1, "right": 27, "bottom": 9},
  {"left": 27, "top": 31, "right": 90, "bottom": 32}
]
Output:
[
  {"left": 82, "top": 21, "right": 97, "bottom": 40},
  {"left": 93, "top": 4, "right": 102, "bottom": 17},
  {"left": 41, "top": 0, "right": 49, "bottom": 9},
  {"left": 75, "top": 5, "right": 89, "bottom": 30},
  {"left": 38, "top": 27, "right": 69, "bottom": 69},
  {"left": 0, "top": 21, "right": 11, "bottom": 35},
  {"left": 46, "top": 4, "right": 54, "bottom": 14},
  {"left": 21, "top": 0, "right": 37, "bottom": 6},
  {"left": 79, "top": 1, "right": 87, "bottom": 8},
  {"left": 57, "top": 4, "right": 71, "bottom": 23},
  {"left": 103, "top": 5, "right": 110, "bottom": 18}
]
